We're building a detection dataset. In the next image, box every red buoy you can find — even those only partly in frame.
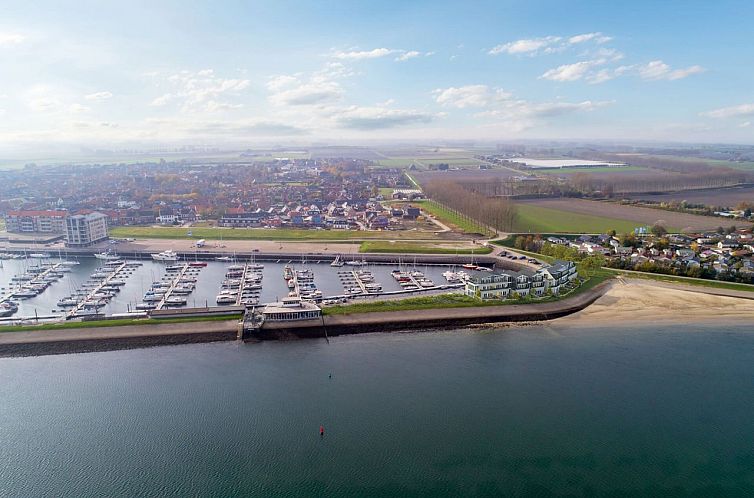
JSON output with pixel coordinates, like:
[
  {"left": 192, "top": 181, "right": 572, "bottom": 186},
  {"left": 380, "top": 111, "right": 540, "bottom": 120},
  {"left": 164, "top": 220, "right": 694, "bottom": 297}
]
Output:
[{"left": 320, "top": 425, "right": 325, "bottom": 436}]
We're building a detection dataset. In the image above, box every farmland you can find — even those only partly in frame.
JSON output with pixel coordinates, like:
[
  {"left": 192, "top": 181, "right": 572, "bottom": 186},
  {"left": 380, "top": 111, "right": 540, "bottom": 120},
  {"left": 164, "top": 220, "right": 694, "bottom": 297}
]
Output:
[
  {"left": 622, "top": 185, "right": 754, "bottom": 208},
  {"left": 514, "top": 203, "right": 643, "bottom": 233},
  {"left": 515, "top": 198, "right": 723, "bottom": 232}
]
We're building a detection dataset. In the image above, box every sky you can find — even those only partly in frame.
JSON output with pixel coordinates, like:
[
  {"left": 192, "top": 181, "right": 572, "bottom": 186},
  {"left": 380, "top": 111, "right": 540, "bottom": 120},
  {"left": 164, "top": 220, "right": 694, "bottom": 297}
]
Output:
[{"left": 1, "top": 0, "right": 754, "bottom": 155}]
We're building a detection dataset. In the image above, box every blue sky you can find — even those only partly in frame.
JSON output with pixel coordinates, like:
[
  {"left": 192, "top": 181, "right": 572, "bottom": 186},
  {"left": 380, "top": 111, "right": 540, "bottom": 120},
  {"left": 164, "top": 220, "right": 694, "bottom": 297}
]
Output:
[{"left": 1, "top": 0, "right": 753, "bottom": 153}]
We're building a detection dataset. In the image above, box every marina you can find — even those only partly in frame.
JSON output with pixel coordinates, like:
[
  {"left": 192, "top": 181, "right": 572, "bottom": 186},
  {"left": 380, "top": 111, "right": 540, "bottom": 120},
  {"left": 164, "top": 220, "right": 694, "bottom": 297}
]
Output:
[{"left": 0, "top": 255, "right": 495, "bottom": 323}]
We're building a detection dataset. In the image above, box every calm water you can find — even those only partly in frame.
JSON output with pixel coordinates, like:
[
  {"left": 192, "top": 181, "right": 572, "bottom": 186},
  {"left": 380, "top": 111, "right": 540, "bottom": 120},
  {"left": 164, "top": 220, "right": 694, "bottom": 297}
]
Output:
[
  {"left": 0, "top": 258, "right": 455, "bottom": 318},
  {"left": 1, "top": 325, "right": 753, "bottom": 497}
]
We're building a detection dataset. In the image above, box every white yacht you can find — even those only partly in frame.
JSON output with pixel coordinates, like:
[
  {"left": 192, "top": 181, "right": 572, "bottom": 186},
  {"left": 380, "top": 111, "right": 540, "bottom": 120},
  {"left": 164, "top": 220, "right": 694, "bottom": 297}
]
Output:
[{"left": 151, "top": 249, "right": 179, "bottom": 262}]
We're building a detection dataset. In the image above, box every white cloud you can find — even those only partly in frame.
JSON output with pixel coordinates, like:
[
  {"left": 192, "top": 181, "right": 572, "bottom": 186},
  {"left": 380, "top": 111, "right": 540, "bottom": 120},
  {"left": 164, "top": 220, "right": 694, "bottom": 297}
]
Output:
[
  {"left": 153, "top": 69, "right": 250, "bottom": 112},
  {"left": 0, "top": 32, "right": 25, "bottom": 46},
  {"left": 333, "top": 105, "right": 435, "bottom": 129},
  {"left": 267, "top": 74, "right": 343, "bottom": 106},
  {"left": 332, "top": 48, "right": 394, "bottom": 60},
  {"left": 150, "top": 93, "right": 173, "bottom": 107},
  {"left": 84, "top": 91, "right": 113, "bottom": 101},
  {"left": 477, "top": 99, "right": 612, "bottom": 120},
  {"left": 69, "top": 103, "right": 91, "bottom": 113},
  {"left": 433, "top": 85, "right": 512, "bottom": 108},
  {"left": 489, "top": 36, "right": 561, "bottom": 55},
  {"left": 638, "top": 60, "right": 705, "bottom": 80},
  {"left": 541, "top": 60, "right": 605, "bottom": 81},
  {"left": 568, "top": 32, "right": 612, "bottom": 45},
  {"left": 489, "top": 32, "right": 613, "bottom": 56},
  {"left": 702, "top": 103, "right": 754, "bottom": 119},
  {"left": 395, "top": 50, "right": 421, "bottom": 62},
  {"left": 740, "top": 121, "right": 751, "bottom": 128},
  {"left": 29, "top": 97, "right": 62, "bottom": 112}
]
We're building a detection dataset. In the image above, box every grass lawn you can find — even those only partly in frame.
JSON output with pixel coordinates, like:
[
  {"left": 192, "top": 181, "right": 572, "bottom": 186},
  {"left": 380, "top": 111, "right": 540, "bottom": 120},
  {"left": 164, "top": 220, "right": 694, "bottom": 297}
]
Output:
[
  {"left": 0, "top": 314, "right": 242, "bottom": 333},
  {"left": 359, "top": 241, "right": 493, "bottom": 254},
  {"left": 110, "top": 226, "right": 440, "bottom": 241},
  {"left": 379, "top": 187, "right": 394, "bottom": 198},
  {"left": 514, "top": 203, "right": 649, "bottom": 233},
  {"left": 323, "top": 294, "right": 499, "bottom": 315}
]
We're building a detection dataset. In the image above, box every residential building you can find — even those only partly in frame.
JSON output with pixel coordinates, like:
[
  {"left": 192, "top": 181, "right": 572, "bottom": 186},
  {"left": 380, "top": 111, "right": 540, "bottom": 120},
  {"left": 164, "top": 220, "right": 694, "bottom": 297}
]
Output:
[
  {"left": 66, "top": 212, "right": 108, "bottom": 247},
  {"left": 5, "top": 210, "right": 67, "bottom": 233},
  {"left": 464, "top": 261, "right": 576, "bottom": 300}
]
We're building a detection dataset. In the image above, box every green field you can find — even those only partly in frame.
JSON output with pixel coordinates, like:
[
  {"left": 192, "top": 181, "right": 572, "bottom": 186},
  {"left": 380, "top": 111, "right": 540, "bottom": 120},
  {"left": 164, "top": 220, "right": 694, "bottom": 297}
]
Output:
[
  {"left": 359, "top": 241, "right": 493, "bottom": 254},
  {"left": 110, "top": 226, "right": 440, "bottom": 241},
  {"left": 378, "top": 187, "right": 394, "bottom": 198},
  {"left": 513, "top": 204, "right": 649, "bottom": 233},
  {"left": 376, "top": 156, "right": 483, "bottom": 168}
]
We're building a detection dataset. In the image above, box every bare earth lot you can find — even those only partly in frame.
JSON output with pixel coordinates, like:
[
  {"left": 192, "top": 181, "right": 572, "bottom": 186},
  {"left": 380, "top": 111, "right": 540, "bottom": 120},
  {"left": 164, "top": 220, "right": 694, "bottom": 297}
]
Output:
[
  {"left": 622, "top": 185, "right": 754, "bottom": 207},
  {"left": 517, "top": 198, "right": 722, "bottom": 231}
]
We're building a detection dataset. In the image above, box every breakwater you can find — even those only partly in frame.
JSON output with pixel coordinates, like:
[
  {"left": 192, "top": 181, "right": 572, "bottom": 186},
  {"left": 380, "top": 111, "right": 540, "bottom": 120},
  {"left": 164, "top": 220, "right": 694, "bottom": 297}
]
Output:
[
  {"left": 0, "top": 281, "right": 610, "bottom": 357},
  {"left": 250, "top": 281, "right": 610, "bottom": 340}
]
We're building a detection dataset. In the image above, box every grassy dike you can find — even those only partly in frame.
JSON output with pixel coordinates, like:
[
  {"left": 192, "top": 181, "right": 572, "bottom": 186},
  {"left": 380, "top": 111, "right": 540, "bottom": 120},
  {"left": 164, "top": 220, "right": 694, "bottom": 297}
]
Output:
[
  {"left": 358, "top": 241, "right": 493, "bottom": 254},
  {"left": 0, "top": 314, "right": 242, "bottom": 333},
  {"left": 109, "top": 226, "right": 440, "bottom": 241},
  {"left": 323, "top": 271, "right": 612, "bottom": 316}
]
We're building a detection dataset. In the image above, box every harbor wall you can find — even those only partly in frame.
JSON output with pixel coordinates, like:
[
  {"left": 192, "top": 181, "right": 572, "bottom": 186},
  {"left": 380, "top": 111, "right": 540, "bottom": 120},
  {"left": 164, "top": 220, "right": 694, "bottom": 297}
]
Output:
[
  {"left": 2, "top": 247, "right": 502, "bottom": 267},
  {"left": 251, "top": 282, "right": 610, "bottom": 340},
  {"left": 0, "top": 319, "right": 239, "bottom": 357}
]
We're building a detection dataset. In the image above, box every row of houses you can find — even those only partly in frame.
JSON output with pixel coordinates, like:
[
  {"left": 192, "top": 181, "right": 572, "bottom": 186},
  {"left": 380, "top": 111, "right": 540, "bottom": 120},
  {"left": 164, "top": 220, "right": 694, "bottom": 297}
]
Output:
[
  {"left": 549, "top": 229, "right": 754, "bottom": 280},
  {"left": 217, "top": 202, "right": 423, "bottom": 230},
  {"left": 464, "top": 260, "right": 578, "bottom": 300}
]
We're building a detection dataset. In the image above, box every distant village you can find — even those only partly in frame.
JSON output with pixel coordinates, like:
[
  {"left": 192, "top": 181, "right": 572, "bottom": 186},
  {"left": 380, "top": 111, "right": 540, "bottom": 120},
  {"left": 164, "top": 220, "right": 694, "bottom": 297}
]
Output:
[{"left": 0, "top": 159, "right": 435, "bottom": 244}]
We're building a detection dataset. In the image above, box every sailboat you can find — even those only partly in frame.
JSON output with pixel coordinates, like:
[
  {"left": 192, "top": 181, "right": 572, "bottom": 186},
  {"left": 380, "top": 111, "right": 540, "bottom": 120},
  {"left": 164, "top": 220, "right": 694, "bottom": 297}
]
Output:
[{"left": 330, "top": 254, "right": 344, "bottom": 267}]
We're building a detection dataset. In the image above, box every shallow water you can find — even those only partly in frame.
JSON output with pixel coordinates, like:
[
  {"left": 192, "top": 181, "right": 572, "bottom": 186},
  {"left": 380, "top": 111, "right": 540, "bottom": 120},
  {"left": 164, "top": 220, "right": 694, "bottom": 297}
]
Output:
[{"left": 1, "top": 324, "right": 753, "bottom": 497}]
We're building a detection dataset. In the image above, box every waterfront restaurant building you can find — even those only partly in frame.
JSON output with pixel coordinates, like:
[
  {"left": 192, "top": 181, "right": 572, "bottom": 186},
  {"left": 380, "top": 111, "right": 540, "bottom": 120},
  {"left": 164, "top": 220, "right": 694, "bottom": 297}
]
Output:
[
  {"left": 464, "top": 260, "right": 577, "bottom": 300},
  {"left": 65, "top": 212, "right": 109, "bottom": 247},
  {"left": 262, "top": 297, "right": 322, "bottom": 321}
]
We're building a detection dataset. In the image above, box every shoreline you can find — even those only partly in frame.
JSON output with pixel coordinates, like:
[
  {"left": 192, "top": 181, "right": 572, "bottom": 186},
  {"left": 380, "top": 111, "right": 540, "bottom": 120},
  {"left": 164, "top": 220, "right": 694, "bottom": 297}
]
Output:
[{"left": 554, "top": 278, "right": 754, "bottom": 327}]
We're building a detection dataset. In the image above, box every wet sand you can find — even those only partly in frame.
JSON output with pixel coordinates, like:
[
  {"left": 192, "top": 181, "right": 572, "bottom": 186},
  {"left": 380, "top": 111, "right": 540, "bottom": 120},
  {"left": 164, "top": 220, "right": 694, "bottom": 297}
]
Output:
[{"left": 556, "top": 278, "right": 754, "bottom": 326}]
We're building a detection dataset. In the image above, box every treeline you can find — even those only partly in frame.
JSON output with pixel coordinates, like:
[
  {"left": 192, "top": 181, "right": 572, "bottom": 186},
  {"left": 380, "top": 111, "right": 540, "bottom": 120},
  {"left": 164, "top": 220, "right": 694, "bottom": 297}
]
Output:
[
  {"left": 424, "top": 180, "right": 517, "bottom": 232},
  {"left": 585, "top": 171, "right": 752, "bottom": 196}
]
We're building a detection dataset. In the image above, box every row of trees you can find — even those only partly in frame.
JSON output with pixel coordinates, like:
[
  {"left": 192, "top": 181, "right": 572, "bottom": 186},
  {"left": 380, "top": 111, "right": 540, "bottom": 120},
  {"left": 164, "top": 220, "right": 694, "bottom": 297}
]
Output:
[{"left": 424, "top": 180, "right": 517, "bottom": 232}]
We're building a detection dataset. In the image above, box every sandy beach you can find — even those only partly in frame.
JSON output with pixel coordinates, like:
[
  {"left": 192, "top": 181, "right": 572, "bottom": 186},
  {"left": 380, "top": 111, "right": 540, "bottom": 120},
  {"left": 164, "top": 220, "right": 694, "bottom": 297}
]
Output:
[{"left": 556, "top": 278, "right": 754, "bottom": 326}]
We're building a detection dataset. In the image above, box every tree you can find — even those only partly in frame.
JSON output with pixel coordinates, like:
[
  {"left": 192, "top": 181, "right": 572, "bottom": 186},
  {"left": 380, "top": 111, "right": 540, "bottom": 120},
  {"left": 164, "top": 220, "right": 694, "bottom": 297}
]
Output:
[{"left": 650, "top": 222, "right": 668, "bottom": 237}]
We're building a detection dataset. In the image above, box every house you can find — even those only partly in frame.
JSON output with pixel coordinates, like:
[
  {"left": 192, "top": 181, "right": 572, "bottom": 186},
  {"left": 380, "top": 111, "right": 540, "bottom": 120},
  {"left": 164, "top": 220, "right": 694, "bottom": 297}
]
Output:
[{"left": 403, "top": 206, "right": 421, "bottom": 219}]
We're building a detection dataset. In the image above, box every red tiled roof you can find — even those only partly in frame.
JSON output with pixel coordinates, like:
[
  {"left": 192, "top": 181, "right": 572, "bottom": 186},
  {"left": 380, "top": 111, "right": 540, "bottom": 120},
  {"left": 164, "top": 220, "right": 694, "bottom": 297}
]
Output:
[{"left": 7, "top": 210, "right": 67, "bottom": 217}]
